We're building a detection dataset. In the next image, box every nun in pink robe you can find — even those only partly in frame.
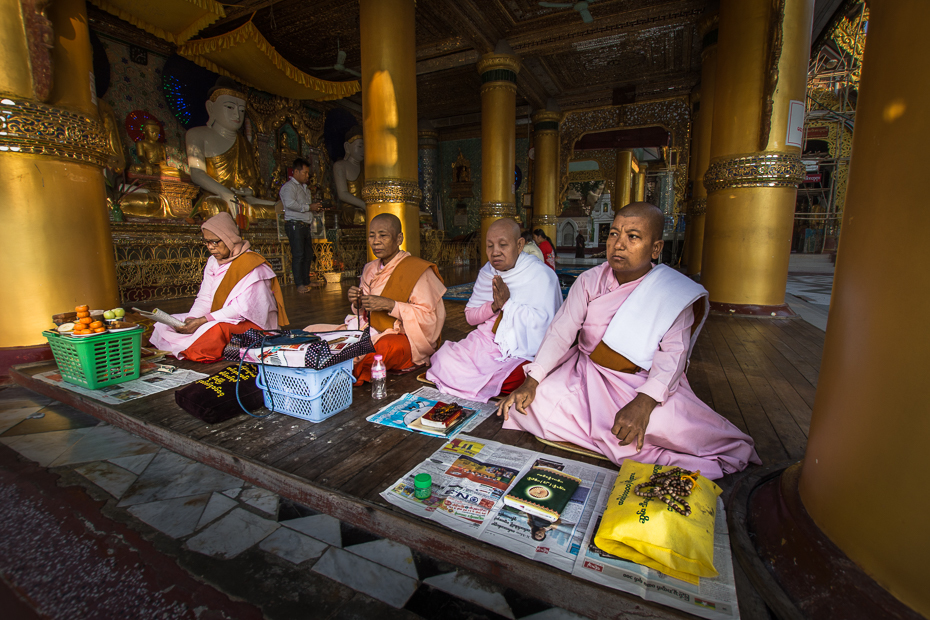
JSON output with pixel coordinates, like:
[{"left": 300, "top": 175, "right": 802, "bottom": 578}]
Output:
[
  {"left": 149, "top": 213, "right": 283, "bottom": 361},
  {"left": 427, "top": 252, "right": 562, "bottom": 402},
  {"left": 503, "top": 262, "right": 760, "bottom": 479}
]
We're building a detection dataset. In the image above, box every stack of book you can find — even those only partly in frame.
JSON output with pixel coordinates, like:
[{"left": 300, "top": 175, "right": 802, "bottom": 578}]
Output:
[{"left": 407, "top": 401, "right": 476, "bottom": 437}]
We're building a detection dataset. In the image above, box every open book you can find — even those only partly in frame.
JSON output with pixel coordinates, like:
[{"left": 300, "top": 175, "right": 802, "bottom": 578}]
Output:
[{"left": 131, "top": 308, "right": 185, "bottom": 330}]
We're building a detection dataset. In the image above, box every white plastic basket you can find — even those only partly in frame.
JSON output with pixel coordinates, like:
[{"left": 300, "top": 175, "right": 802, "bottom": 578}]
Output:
[{"left": 255, "top": 360, "right": 354, "bottom": 423}]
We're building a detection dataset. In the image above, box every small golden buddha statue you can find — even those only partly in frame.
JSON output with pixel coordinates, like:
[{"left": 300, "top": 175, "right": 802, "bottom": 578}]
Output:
[
  {"left": 270, "top": 132, "right": 299, "bottom": 196},
  {"left": 130, "top": 118, "right": 180, "bottom": 178},
  {"left": 333, "top": 125, "right": 366, "bottom": 227}
]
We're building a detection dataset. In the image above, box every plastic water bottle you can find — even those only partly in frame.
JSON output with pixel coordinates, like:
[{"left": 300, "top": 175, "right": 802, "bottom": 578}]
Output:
[{"left": 371, "top": 354, "right": 387, "bottom": 400}]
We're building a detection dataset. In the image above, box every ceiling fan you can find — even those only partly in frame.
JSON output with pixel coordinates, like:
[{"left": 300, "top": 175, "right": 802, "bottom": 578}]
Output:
[
  {"left": 309, "top": 39, "right": 360, "bottom": 78},
  {"left": 539, "top": 0, "right": 598, "bottom": 23}
]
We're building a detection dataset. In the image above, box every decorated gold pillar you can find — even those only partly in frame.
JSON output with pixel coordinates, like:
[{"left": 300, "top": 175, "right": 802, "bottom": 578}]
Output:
[
  {"left": 613, "top": 150, "right": 633, "bottom": 212},
  {"left": 478, "top": 50, "right": 521, "bottom": 264},
  {"left": 796, "top": 1, "right": 930, "bottom": 615},
  {"left": 700, "top": 0, "right": 811, "bottom": 315},
  {"left": 632, "top": 166, "right": 646, "bottom": 202},
  {"left": 686, "top": 10, "right": 719, "bottom": 275},
  {"left": 531, "top": 109, "right": 561, "bottom": 243},
  {"left": 359, "top": 0, "right": 421, "bottom": 258},
  {"left": 0, "top": 0, "right": 119, "bottom": 373}
]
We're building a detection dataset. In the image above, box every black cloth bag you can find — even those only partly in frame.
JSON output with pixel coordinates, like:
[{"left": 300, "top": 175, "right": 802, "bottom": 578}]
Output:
[{"left": 175, "top": 364, "right": 263, "bottom": 424}]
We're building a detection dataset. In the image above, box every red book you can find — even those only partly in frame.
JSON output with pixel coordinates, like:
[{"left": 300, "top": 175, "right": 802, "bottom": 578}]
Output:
[{"left": 419, "top": 402, "right": 465, "bottom": 429}]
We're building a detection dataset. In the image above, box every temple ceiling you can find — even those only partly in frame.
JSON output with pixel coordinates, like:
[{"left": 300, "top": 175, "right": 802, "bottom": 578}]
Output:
[{"left": 90, "top": 0, "right": 847, "bottom": 124}]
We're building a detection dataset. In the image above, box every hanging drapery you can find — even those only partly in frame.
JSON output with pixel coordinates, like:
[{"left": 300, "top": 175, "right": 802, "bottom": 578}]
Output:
[
  {"left": 88, "top": 0, "right": 225, "bottom": 44},
  {"left": 178, "top": 21, "right": 360, "bottom": 101}
]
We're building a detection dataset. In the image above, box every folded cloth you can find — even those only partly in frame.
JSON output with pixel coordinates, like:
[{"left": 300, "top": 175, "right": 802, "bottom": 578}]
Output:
[{"left": 600, "top": 264, "right": 709, "bottom": 370}]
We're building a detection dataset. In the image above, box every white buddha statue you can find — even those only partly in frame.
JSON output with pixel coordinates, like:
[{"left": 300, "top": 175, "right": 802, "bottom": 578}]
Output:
[
  {"left": 186, "top": 79, "right": 274, "bottom": 225},
  {"left": 332, "top": 125, "right": 367, "bottom": 227}
]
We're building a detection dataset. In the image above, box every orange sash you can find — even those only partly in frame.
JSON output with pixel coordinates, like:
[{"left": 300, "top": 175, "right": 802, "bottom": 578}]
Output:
[
  {"left": 211, "top": 252, "right": 290, "bottom": 326},
  {"left": 369, "top": 256, "right": 442, "bottom": 333},
  {"left": 590, "top": 299, "right": 705, "bottom": 374}
]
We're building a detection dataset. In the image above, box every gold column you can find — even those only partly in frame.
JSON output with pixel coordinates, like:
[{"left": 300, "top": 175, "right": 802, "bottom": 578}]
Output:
[
  {"left": 613, "top": 150, "right": 633, "bottom": 212},
  {"left": 530, "top": 109, "right": 561, "bottom": 242},
  {"left": 798, "top": 1, "right": 930, "bottom": 615},
  {"left": 632, "top": 166, "right": 646, "bottom": 202},
  {"left": 700, "top": 0, "right": 812, "bottom": 315},
  {"left": 686, "top": 10, "right": 719, "bottom": 275},
  {"left": 0, "top": 0, "right": 119, "bottom": 355},
  {"left": 359, "top": 0, "right": 421, "bottom": 258},
  {"left": 478, "top": 51, "right": 521, "bottom": 264}
]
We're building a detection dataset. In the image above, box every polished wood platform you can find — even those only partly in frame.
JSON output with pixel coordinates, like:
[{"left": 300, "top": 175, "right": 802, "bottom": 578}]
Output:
[{"left": 11, "top": 269, "right": 822, "bottom": 620}]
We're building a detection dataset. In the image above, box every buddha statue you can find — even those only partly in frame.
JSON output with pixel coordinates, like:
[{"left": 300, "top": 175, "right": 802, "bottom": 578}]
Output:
[
  {"left": 130, "top": 118, "right": 180, "bottom": 178},
  {"left": 186, "top": 78, "right": 275, "bottom": 226},
  {"left": 332, "top": 125, "right": 366, "bottom": 227}
]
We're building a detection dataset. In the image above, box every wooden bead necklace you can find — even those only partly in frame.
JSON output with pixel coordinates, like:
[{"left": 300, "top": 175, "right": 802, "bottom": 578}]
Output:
[{"left": 633, "top": 467, "right": 701, "bottom": 517}]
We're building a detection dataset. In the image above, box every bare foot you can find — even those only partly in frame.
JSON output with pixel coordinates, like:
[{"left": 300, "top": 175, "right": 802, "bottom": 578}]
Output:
[{"left": 297, "top": 285, "right": 310, "bottom": 293}]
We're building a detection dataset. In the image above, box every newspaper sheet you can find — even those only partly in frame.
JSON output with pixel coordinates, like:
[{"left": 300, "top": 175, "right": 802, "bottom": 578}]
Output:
[
  {"left": 36, "top": 365, "right": 208, "bottom": 405},
  {"left": 381, "top": 435, "right": 615, "bottom": 572},
  {"left": 366, "top": 387, "right": 497, "bottom": 440},
  {"left": 382, "top": 435, "right": 740, "bottom": 619}
]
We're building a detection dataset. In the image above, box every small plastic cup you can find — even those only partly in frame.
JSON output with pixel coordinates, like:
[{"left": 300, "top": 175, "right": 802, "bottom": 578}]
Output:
[{"left": 413, "top": 473, "right": 432, "bottom": 500}]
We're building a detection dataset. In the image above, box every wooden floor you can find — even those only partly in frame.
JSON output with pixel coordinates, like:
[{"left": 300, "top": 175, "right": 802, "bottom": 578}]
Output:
[{"left": 11, "top": 268, "right": 824, "bottom": 620}]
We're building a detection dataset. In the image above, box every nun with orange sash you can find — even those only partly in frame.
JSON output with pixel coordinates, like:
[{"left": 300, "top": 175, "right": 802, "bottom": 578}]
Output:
[
  {"left": 305, "top": 213, "right": 446, "bottom": 384},
  {"left": 149, "top": 212, "right": 289, "bottom": 362}
]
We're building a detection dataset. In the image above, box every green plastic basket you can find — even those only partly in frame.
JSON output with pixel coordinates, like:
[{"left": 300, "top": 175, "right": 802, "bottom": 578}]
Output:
[{"left": 43, "top": 329, "right": 142, "bottom": 390}]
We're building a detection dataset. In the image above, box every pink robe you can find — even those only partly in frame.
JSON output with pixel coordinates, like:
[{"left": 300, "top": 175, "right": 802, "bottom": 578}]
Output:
[
  {"left": 149, "top": 254, "right": 280, "bottom": 359},
  {"left": 504, "top": 262, "right": 760, "bottom": 479},
  {"left": 307, "top": 251, "right": 446, "bottom": 367},
  {"left": 426, "top": 302, "right": 526, "bottom": 402}
]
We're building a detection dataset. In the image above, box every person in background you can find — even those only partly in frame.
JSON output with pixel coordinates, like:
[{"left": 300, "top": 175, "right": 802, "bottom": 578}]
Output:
[
  {"left": 280, "top": 158, "right": 323, "bottom": 293},
  {"left": 520, "top": 230, "right": 545, "bottom": 263},
  {"left": 575, "top": 232, "right": 586, "bottom": 259},
  {"left": 533, "top": 228, "right": 556, "bottom": 271}
]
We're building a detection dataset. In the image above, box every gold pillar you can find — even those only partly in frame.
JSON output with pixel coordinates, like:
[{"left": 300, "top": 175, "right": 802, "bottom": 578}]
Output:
[
  {"left": 613, "top": 150, "right": 633, "bottom": 212},
  {"left": 700, "top": 0, "right": 812, "bottom": 314},
  {"left": 359, "top": 0, "right": 421, "bottom": 258},
  {"left": 798, "top": 1, "right": 930, "bottom": 615},
  {"left": 686, "top": 10, "right": 719, "bottom": 275},
  {"left": 0, "top": 0, "right": 119, "bottom": 353},
  {"left": 478, "top": 51, "right": 521, "bottom": 264},
  {"left": 531, "top": 109, "right": 561, "bottom": 242},
  {"left": 632, "top": 167, "right": 646, "bottom": 202}
]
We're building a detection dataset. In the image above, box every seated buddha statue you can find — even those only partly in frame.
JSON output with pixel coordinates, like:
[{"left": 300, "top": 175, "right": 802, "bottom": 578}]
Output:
[
  {"left": 333, "top": 125, "right": 367, "bottom": 227},
  {"left": 130, "top": 118, "right": 180, "bottom": 178},
  {"left": 186, "top": 78, "right": 275, "bottom": 226}
]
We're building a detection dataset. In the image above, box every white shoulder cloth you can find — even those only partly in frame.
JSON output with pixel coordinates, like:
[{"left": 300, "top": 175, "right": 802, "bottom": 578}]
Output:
[
  {"left": 601, "top": 264, "right": 709, "bottom": 370},
  {"left": 467, "top": 252, "right": 562, "bottom": 361}
]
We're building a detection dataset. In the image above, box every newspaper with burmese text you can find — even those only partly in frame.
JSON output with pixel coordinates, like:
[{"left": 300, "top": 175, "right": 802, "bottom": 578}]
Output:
[{"left": 382, "top": 435, "right": 740, "bottom": 619}]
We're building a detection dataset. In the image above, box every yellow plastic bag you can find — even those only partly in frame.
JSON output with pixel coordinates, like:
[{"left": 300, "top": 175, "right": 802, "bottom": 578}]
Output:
[{"left": 593, "top": 460, "right": 721, "bottom": 584}]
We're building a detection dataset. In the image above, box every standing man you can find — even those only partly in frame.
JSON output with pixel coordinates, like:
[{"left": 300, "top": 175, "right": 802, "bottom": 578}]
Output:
[{"left": 280, "top": 158, "right": 323, "bottom": 293}]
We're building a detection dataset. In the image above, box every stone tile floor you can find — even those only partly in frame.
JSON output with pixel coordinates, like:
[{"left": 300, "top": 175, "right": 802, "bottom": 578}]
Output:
[{"left": 0, "top": 386, "right": 588, "bottom": 620}]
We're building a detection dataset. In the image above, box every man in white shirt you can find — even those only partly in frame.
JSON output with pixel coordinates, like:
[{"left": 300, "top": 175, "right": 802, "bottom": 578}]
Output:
[{"left": 279, "top": 158, "right": 322, "bottom": 293}]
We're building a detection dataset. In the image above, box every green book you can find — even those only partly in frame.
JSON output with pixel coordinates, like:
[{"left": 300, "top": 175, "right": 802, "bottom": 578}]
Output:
[{"left": 503, "top": 466, "right": 582, "bottom": 522}]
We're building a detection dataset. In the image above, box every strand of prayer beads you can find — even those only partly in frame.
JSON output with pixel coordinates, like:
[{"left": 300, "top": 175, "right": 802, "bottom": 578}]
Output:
[{"left": 633, "top": 467, "right": 701, "bottom": 517}]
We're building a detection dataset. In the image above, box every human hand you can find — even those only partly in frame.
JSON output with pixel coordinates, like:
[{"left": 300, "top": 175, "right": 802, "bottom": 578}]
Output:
[
  {"left": 359, "top": 295, "right": 395, "bottom": 313},
  {"left": 496, "top": 376, "right": 538, "bottom": 421},
  {"left": 176, "top": 316, "right": 208, "bottom": 334},
  {"left": 610, "top": 393, "right": 657, "bottom": 452},
  {"left": 347, "top": 286, "right": 362, "bottom": 305},
  {"left": 491, "top": 275, "right": 510, "bottom": 313},
  {"left": 310, "top": 203, "right": 323, "bottom": 213}
]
